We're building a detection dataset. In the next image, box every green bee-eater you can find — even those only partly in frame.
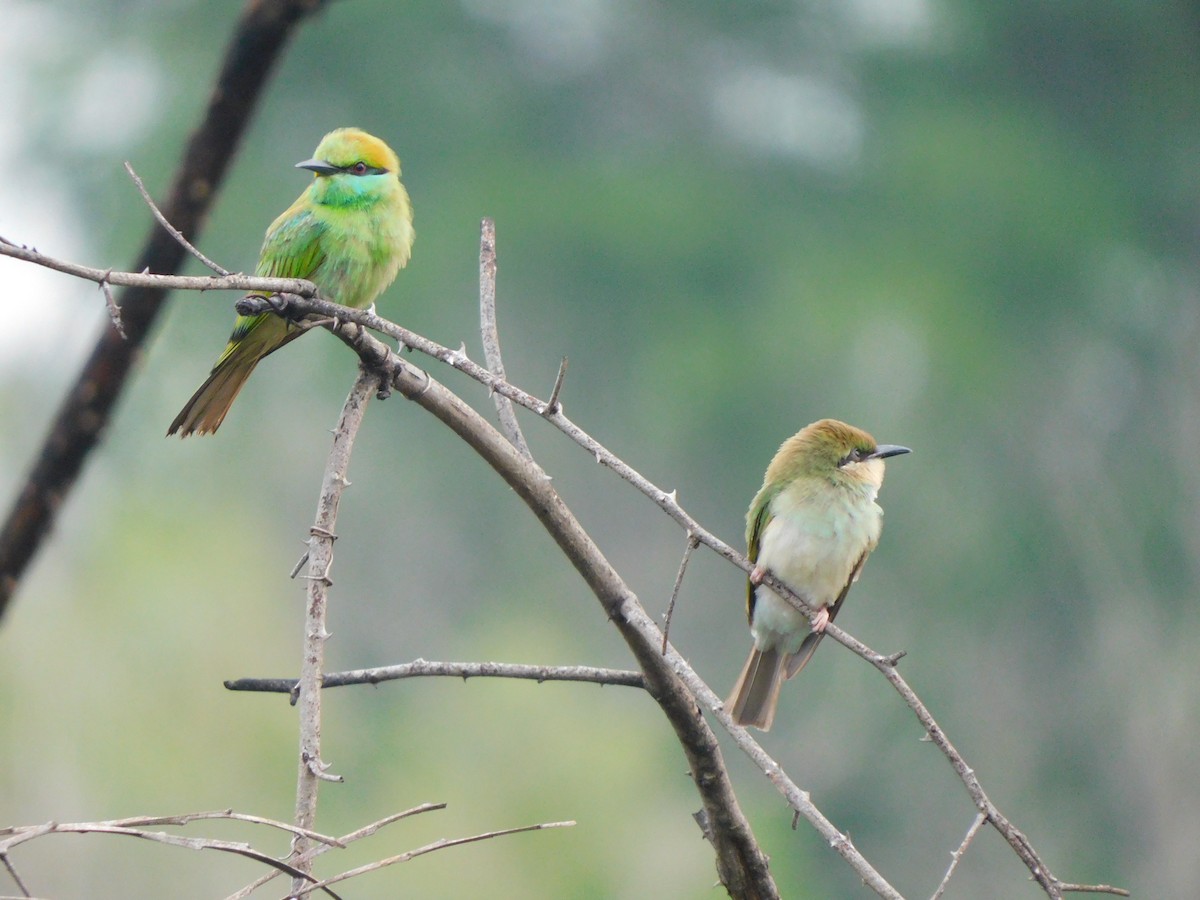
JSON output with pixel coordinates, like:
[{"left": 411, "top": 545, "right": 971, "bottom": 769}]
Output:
[
  {"left": 168, "top": 127, "right": 415, "bottom": 436},
  {"left": 727, "top": 419, "right": 910, "bottom": 730}
]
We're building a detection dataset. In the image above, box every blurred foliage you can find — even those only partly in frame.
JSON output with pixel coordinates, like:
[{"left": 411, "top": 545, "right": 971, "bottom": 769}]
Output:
[{"left": 2, "top": 0, "right": 1198, "bottom": 896}]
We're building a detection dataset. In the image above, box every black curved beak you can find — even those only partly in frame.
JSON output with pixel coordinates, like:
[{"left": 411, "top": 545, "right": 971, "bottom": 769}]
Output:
[
  {"left": 295, "top": 158, "right": 340, "bottom": 175},
  {"left": 869, "top": 444, "right": 911, "bottom": 460}
]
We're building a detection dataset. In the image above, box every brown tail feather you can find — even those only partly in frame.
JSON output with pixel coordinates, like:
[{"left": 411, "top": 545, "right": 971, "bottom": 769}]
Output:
[
  {"left": 784, "top": 631, "right": 825, "bottom": 680},
  {"left": 167, "top": 356, "right": 259, "bottom": 436},
  {"left": 727, "top": 645, "right": 788, "bottom": 731}
]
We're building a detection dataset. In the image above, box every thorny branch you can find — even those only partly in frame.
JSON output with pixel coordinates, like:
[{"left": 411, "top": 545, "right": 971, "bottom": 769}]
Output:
[
  {"left": 224, "top": 659, "right": 646, "bottom": 696},
  {"left": 288, "top": 369, "right": 377, "bottom": 893},
  {"left": 0, "top": 240, "right": 1129, "bottom": 898}
]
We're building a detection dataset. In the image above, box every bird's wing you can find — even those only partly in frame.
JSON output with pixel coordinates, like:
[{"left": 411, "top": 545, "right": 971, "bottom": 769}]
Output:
[
  {"left": 743, "top": 483, "right": 780, "bottom": 625},
  {"left": 830, "top": 548, "right": 870, "bottom": 619},
  {"left": 257, "top": 206, "right": 329, "bottom": 282},
  {"left": 213, "top": 207, "right": 330, "bottom": 369}
]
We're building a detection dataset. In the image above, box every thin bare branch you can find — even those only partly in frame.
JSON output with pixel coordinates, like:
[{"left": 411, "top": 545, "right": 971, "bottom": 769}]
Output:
[
  {"left": 290, "top": 820, "right": 576, "bottom": 897},
  {"left": 545, "top": 356, "right": 568, "bottom": 415},
  {"left": 930, "top": 813, "right": 986, "bottom": 900},
  {"left": 123, "top": 162, "right": 230, "bottom": 276},
  {"left": 288, "top": 369, "right": 377, "bottom": 891},
  {"left": 98, "top": 273, "right": 126, "bottom": 338},
  {"left": 0, "top": 240, "right": 312, "bottom": 296},
  {"left": 1058, "top": 885, "right": 1130, "bottom": 897},
  {"left": 478, "top": 217, "right": 531, "bottom": 457},
  {"left": 0, "top": 820, "right": 326, "bottom": 896},
  {"left": 0, "top": 851, "right": 31, "bottom": 897},
  {"left": 225, "top": 804, "right": 445, "bottom": 900},
  {"left": 224, "top": 659, "right": 646, "bottom": 694},
  {"left": 662, "top": 533, "right": 699, "bottom": 653}
]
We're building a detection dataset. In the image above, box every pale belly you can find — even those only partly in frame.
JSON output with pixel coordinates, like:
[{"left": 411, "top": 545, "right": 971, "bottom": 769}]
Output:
[{"left": 750, "top": 487, "right": 882, "bottom": 653}]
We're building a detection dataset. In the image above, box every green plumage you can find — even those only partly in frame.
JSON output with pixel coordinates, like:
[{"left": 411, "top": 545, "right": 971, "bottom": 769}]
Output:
[{"left": 169, "top": 127, "right": 414, "bottom": 436}]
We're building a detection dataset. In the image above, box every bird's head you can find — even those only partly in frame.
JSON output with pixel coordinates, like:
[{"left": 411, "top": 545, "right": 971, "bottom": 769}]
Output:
[
  {"left": 768, "top": 418, "right": 910, "bottom": 486},
  {"left": 296, "top": 128, "right": 403, "bottom": 205}
]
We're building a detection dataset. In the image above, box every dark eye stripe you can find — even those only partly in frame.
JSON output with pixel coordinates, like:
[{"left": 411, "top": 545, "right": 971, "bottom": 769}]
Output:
[{"left": 346, "top": 162, "right": 388, "bottom": 176}]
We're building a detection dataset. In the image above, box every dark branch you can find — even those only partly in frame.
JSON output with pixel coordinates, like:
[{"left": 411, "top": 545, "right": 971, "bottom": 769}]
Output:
[{"left": 0, "top": 0, "right": 327, "bottom": 622}]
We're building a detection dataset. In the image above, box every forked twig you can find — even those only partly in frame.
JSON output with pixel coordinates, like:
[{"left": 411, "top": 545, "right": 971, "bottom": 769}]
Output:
[
  {"left": 662, "top": 532, "right": 699, "bottom": 652},
  {"left": 0, "top": 816, "right": 332, "bottom": 897},
  {"left": 930, "top": 812, "right": 985, "bottom": 900},
  {"left": 289, "top": 820, "right": 575, "bottom": 897},
  {"left": 478, "top": 217, "right": 530, "bottom": 457},
  {"left": 225, "top": 803, "right": 445, "bottom": 899},
  {"left": 124, "top": 161, "right": 231, "bottom": 276}
]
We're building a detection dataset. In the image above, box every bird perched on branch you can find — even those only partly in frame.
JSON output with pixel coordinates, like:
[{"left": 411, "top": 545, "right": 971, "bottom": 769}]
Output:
[
  {"left": 727, "top": 419, "right": 910, "bottom": 730},
  {"left": 169, "top": 127, "right": 414, "bottom": 436}
]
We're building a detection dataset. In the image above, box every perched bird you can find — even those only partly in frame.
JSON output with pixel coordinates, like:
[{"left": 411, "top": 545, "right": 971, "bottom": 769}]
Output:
[
  {"left": 169, "top": 127, "right": 415, "bottom": 436},
  {"left": 727, "top": 419, "right": 910, "bottom": 730}
]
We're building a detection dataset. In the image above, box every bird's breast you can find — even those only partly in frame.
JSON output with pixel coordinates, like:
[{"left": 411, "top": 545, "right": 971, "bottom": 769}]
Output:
[{"left": 757, "top": 483, "right": 882, "bottom": 607}]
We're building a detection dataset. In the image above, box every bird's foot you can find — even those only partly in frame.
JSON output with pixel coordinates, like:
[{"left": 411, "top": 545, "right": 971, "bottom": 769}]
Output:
[
  {"left": 812, "top": 606, "right": 830, "bottom": 634},
  {"left": 749, "top": 565, "right": 766, "bottom": 586}
]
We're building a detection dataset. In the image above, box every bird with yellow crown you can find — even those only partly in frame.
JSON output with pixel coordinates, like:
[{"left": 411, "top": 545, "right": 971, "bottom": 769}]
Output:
[{"left": 169, "top": 127, "right": 414, "bottom": 436}]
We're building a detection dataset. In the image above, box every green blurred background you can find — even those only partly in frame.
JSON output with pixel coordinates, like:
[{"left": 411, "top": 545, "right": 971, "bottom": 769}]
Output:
[{"left": 1, "top": 0, "right": 1195, "bottom": 896}]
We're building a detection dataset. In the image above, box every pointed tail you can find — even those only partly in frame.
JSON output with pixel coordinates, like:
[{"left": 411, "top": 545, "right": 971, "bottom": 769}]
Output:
[
  {"left": 727, "top": 645, "right": 788, "bottom": 731},
  {"left": 167, "top": 354, "right": 260, "bottom": 436},
  {"left": 784, "top": 631, "right": 826, "bottom": 680}
]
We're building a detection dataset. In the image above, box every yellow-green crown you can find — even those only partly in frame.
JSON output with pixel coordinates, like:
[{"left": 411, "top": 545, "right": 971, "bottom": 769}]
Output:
[
  {"left": 766, "top": 418, "right": 879, "bottom": 480},
  {"left": 312, "top": 127, "right": 401, "bottom": 174}
]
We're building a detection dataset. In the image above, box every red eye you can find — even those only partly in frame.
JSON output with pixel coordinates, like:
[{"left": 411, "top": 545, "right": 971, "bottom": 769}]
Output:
[{"left": 352, "top": 161, "right": 368, "bottom": 175}]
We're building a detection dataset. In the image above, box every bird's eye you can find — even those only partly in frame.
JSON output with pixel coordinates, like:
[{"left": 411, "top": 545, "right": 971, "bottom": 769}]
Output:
[
  {"left": 351, "top": 161, "right": 369, "bottom": 175},
  {"left": 839, "top": 448, "right": 866, "bottom": 467}
]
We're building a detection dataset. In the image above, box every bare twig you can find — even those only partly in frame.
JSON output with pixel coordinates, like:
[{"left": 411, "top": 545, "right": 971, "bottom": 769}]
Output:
[
  {"left": 478, "top": 218, "right": 531, "bottom": 457},
  {"left": 0, "top": 818, "right": 326, "bottom": 895},
  {"left": 0, "top": 852, "right": 30, "bottom": 897},
  {"left": 98, "top": 272, "right": 126, "bottom": 338},
  {"left": 662, "top": 533, "right": 699, "bottom": 653},
  {"left": 224, "top": 659, "right": 646, "bottom": 695},
  {"left": 123, "top": 162, "right": 230, "bottom": 276},
  {"left": 930, "top": 813, "right": 985, "bottom": 900},
  {"left": 225, "top": 803, "right": 445, "bottom": 900},
  {"left": 545, "top": 356, "right": 568, "bottom": 415},
  {"left": 1058, "top": 885, "right": 1130, "bottom": 897},
  {"left": 0, "top": 241, "right": 312, "bottom": 296},
  {"left": 0, "top": 809, "right": 343, "bottom": 851},
  {"left": 290, "top": 820, "right": 575, "bottom": 897},
  {"left": 289, "top": 369, "right": 377, "bottom": 890}
]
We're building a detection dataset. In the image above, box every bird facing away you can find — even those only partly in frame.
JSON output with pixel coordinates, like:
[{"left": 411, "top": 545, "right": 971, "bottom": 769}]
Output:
[
  {"left": 726, "top": 419, "right": 910, "bottom": 731},
  {"left": 168, "top": 127, "right": 415, "bottom": 436}
]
